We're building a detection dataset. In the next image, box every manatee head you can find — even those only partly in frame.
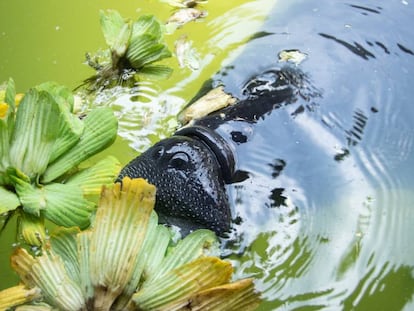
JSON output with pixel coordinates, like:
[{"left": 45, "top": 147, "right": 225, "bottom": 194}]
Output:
[{"left": 117, "top": 134, "right": 231, "bottom": 236}]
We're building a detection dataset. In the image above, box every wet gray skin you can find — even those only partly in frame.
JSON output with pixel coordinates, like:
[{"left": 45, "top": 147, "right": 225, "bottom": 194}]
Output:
[{"left": 117, "top": 134, "right": 232, "bottom": 235}]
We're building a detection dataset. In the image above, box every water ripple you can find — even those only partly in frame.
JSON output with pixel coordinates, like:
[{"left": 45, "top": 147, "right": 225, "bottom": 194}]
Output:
[{"left": 91, "top": 83, "right": 184, "bottom": 153}]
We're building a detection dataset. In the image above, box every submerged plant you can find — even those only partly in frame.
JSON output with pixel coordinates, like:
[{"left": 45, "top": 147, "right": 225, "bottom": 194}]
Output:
[
  {"left": 84, "top": 10, "right": 172, "bottom": 90},
  {"left": 0, "top": 177, "right": 260, "bottom": 310},
  {"left": 0, "top": 79, "right": 120, "bottom": 246}
]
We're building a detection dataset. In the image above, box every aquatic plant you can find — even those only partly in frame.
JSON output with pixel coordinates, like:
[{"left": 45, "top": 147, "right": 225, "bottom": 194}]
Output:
[
  {"left": 178, "top": 86, "right": 236, "bottom": 124},
  {"left": 160, "top": 0, "right": 208, "bottom": 9},
  {"left": 84, "top": 10, "right": 172, "bottom": 90},
  {"left": 166, "top": 7, "right": 207, "bottom": 32},
  {"left": 0, "top": 79, "right": 120, "bottom": 246},
  {"left": 0, "top": 177, "right": 260, "bottom": 311}
]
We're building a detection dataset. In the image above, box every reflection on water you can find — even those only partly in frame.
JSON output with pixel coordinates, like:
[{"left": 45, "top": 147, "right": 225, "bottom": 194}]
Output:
[
  {"left": 89, "top": 82, "right": 184, "bottom": 153},
  {"left": 215, "top": 0, "right": 414, "bottom": 310},
  {"left": 1, "top": 0, "right": 414, "bottom": 310},
  {"left": 319, "top": 33, "right": 376, "bottom": 60}
]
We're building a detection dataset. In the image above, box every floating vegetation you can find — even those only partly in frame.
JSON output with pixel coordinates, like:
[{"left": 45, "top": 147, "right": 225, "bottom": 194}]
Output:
[
  {"left": 175, "top": 34, "right": 201, "bottom": 71},
  {"left": 178, "top": 86, "right": 236, "bottom": 124},
  {"left": 84, "top": 10, "right": 173, "bottom": 90},
  {"left": 160, "top": 0, "right": 208, "bottom": 9},
  {"left": 0, "top": 79, "right": 120, "bottom": 246},
  {"left": 0, "top": 177, "right": 260, "bottom": 311},
  {"left": 166, "top": 8, "right": 208, "bottom": 33},
  {"left": 278, "top": 49, "right": 308, "bottom": 65}
]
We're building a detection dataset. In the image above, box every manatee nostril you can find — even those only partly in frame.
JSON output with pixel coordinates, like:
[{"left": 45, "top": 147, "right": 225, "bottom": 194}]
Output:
[
  {"left": 168, "top": 152, "right": 190, "bottom": 170},
  {"left": 151, "top": 145, "right": 165, "bottom": 159}
]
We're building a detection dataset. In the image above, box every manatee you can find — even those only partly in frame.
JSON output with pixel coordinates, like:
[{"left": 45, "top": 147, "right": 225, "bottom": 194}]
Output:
[
  {"left": 118, "top": 66, "right": 315, "bottom": 236},
  {"left": 118, "top": 1, "right": 414, "bottom": 238}
]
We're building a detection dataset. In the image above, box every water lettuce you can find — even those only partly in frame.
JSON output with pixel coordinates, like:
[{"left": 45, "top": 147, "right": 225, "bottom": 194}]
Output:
[
  {"left": 0, "top": 177, "right": 260, "bottom": 311},
  {"left": 0, "top": 79, "right": 120, "bottom": 245},
  {"left": 85, "top": 10, "right": 172, "bottom": 90}
]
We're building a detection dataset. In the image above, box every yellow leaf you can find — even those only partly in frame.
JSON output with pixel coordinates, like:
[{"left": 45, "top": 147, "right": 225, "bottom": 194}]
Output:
[
  {"left": 15, "top": 93, "right": 24, "bottom": 106},
  {"left": 10, "top": 248, "right": 85, "bottom": 310},
  {"left": 0, "top": 285, "right": 41, "bottom": 310},
  {"left": 0, "top": 102, "right": 8, "bottom": 118},
  {"left": 133, "top": 257, "right": 233, "bottom": 310},
  {"left": 19, "top": 212, "right": 47, "bottom": 247},
  {"left": 163, "top": 278, "right": 261, "bottom": 311},
  {"left": 90, "top": 177, "right": 156, "bottom": 308}
]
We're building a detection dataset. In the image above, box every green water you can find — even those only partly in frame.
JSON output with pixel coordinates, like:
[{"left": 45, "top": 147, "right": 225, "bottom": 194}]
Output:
[
  {"left": 0, "top": 0, "right": 274, "bottom": 296},
  {"left": 1, "top": 1, "right": 414, "bottom": 310}
]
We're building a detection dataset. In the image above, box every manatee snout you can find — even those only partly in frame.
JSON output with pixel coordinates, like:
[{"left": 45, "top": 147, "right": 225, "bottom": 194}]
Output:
[{"left": 117, "top": 135, "right": 231, "bottom": 236}]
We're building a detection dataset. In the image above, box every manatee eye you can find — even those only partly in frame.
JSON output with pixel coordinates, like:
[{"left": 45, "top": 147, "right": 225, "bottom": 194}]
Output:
[
  {"left": 151, "top": 145, "right": 165, "bottom": 160},
  {"left": 168, "top": 152, "right": 190, "bottom": 170}
]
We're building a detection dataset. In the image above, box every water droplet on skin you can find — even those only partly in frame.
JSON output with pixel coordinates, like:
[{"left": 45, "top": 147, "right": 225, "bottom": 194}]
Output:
[{"left": 55, "top": 26, "right": 60, "bottom": 31}]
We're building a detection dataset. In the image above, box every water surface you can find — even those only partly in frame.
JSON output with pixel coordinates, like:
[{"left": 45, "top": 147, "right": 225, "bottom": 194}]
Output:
[{"left": 1, "top": 1, "right": 413, "bottom": 310}]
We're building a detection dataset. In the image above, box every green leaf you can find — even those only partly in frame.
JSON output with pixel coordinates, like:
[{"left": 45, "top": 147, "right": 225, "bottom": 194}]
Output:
[
  {"left": 50, "top": 227, "right": 81, "bottom": 284},
  {"left": 140, "top": 224, "right": 171, "bottom": 280},
  {"left": 41, "top": 183, "right": 94, "bottom": 229},
  {"left": 89, "top": 178, "right": 156, "bottom": 307},
  {"left": 4, "top": 77, "right": 16, "bottom": 112},
  {"left": 112, "top": 22, "right": 132, "bottom": 58},
  {"left": 12, "top": 175, "right": 45, "bottom": 217},
  {"left": 0, "top": 120, "right": 10, "bottom": 174},
  {"left": 0, "top": 186, "right": 20, "bottom": 214},
  {"left": 48, "top": 109, "right": 83, "bottom": 163},
  {"left": 13, "top": 174, "right": 93, "bottom": 228},
  {"left": 131, "top": 15, "right": 163, "bottom": 40},
  {"left": 161, "top": 278, "right": 261, "bottom": 311},
  {"left": 149, "top": 229, "right": 218, "bottom": 282},
  {"left": 35, "top": 82, "right": 84, "bottom": 163},
  {"left": 137, "top": 65, "right": 173, "bottom": 79},
  {"left": 77, "top": 231, "right": 94, "bottom": 302},
  {"left": 64, "top": 156, "right": 121, "bottom": 195},
  {"left": 35, "top": 82, "right": 74, "bottom": 112},
  {"left": 0, "top": 78, "right": 17, "bottom": 173},
  {"left": 9, "top": 90, "right": 61, "bottom": 179},
  {"left": 112, "top": 212, "right": 171, "bottom": 310},
  {"left": 11, "top": 248, "right": 85, "bottom": 310},
  {"left": 100, "top": 9, "right": 131, "bottom": 55},
  {"left": 133, "top": 257, "right": 233, "bottom": 310},
  {"left": 7, "top": 166, "right": 31, "bottom": 183},
  {"left": 19, "top": 212, "right": 47, "bottom": 246},
  {"left": 126, "top": 34, "right": 171, "bottom": 69},
  {"left": 42, "top": 108, "right": 118, "bottom": 183}
]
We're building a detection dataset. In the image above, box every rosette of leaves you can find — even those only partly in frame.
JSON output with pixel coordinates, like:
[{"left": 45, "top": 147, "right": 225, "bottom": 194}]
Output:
[
  {"left": 85, "top": 10, "right": 172, "bottom": 90},
  {"left": 0, "top": 177, "right": 260, "bottom": 311},
  {"left": 0, "top": 79, "right": 120, "bottom": 246}
]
